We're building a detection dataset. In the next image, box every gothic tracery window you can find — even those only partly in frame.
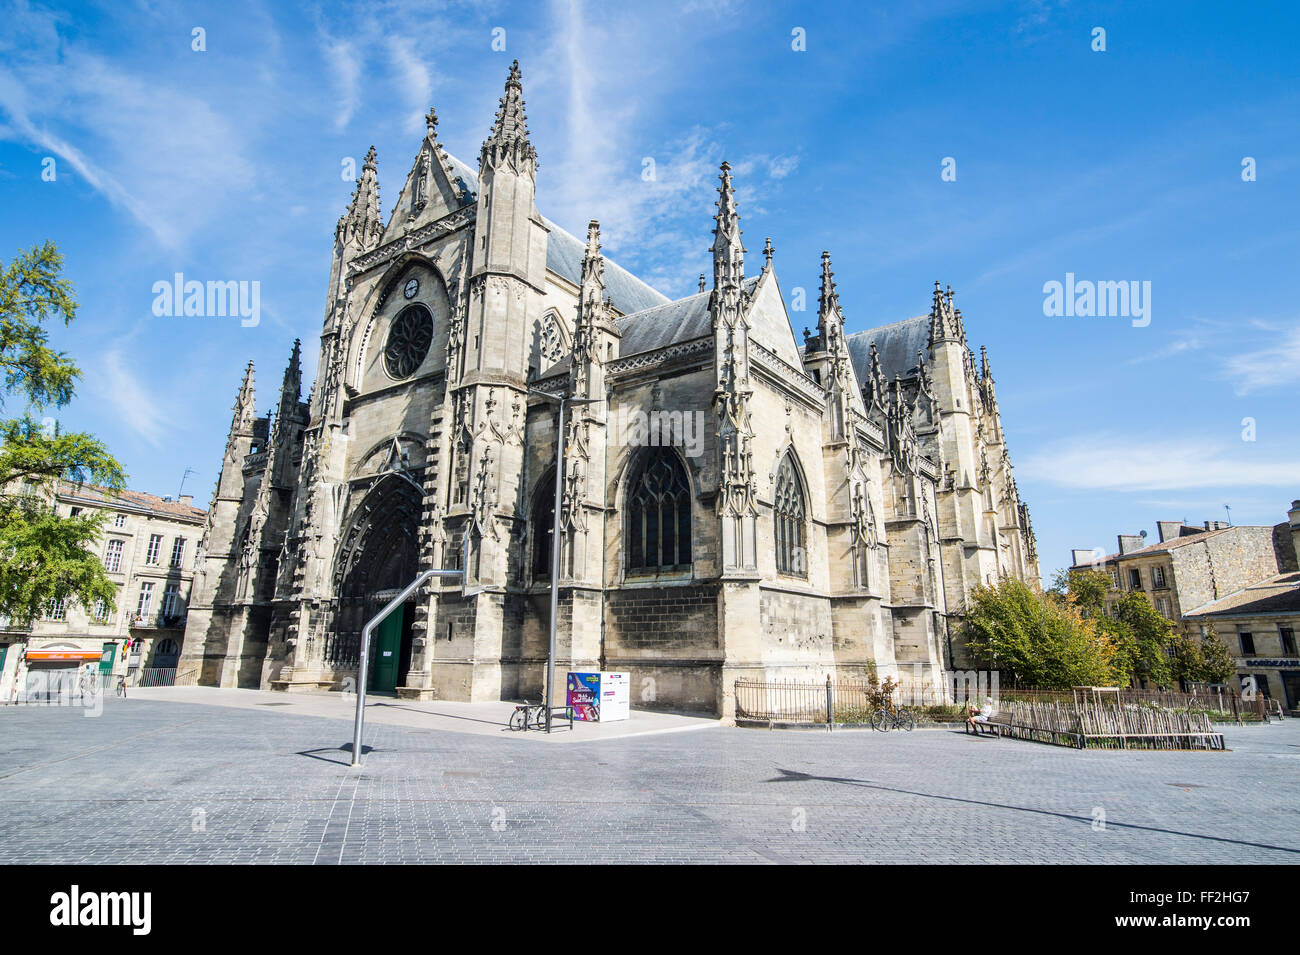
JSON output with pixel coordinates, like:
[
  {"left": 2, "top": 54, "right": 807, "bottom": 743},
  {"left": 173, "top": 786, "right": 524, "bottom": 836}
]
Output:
[
  {"left": 538, "top": 312, "right": 564, "bottom": 369},
  {"left": 774, "top": 452, "right": 807, "bottom": 577},
  {"left": 384, "top": 304, "right": 434, "bottom": 379},
  {"left": 626, "top": 448, "right": 692, "bottom": 574}
]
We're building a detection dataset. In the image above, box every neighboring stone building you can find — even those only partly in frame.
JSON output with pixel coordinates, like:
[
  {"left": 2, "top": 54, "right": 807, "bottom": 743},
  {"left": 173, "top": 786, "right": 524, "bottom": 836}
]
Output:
[
  {"left": 0, "top": 482, "right": 206, "bottom": 702},
  {"left": 181, "top": 61, "right": 1040, "bottom": 716},
  {"left": 1070, "top": 518, "right": 1292, "bottom": 631},
  {"left": 1184, "top": 501, "right": 1300, "bottom": 711}
]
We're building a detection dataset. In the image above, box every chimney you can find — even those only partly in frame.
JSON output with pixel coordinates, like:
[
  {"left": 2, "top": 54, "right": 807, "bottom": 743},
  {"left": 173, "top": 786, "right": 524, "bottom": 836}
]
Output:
[
  {"left": 1071, "top": 548, "right": 1105, "bottom": 568},
  {"left": 1156, "top": 521, "right": 1182, "bottom": 543},
  {"left": 1117, "top": 534, "right": 1145, "bottom": 555},
  {"left": 179, "top": 494, "right": 194, "bottom": 507},
  {"left": 1289, "top": 500, "right": 1300, "bottom": 566}
]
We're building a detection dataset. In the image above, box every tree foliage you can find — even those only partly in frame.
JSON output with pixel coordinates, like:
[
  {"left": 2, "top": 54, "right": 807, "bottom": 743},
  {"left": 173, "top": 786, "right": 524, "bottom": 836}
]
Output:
[
  {"left": 961, "top": 577, "right": 1125, "bottom": 688},
  {"left": 1171, "top": 626, "right": 1237, "bottom": 686},
  {"left": 0, "top": 242, "right": 126, "bottom": 622},
  {"left": 1113, "top": 589, "right": 1174, "bottom": 688}
]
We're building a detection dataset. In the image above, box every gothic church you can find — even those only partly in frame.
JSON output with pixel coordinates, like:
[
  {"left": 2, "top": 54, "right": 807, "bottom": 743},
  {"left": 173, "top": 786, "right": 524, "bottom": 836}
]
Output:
[{"left": 181, "top": 61, "right": 1040, "bottom": 717}]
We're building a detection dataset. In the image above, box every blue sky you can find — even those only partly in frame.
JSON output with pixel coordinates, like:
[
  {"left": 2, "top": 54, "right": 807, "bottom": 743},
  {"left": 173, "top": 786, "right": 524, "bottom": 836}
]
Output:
[{"left": 1, "top": 0, "right": 1297, "bottom": 580}]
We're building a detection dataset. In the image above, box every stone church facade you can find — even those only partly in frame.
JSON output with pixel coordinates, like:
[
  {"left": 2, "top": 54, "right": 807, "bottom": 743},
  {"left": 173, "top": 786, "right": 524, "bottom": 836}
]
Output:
[{"left": 180, "top": 61, "right": 1040, "bottom": 717}]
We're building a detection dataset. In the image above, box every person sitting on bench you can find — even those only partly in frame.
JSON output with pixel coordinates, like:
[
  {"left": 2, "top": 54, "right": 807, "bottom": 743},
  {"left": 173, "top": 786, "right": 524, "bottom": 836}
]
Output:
[{"left": 966, "top": 697, "right": 995, "bottom": 734}]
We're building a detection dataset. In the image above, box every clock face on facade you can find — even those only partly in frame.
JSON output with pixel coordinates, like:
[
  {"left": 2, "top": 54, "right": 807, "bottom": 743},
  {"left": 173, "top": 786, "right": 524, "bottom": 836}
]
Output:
[{"left": 403, "top": 278, "right": 419, "bottom": 299}]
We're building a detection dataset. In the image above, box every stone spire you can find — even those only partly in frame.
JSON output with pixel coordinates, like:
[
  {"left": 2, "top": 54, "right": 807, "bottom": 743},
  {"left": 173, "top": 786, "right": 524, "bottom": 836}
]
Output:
[
  {"left": 709, "top": 162, "right": 758, "bottom": 564},
  {"left": 711, "top": 162, "right": 744, "bottom": 292},
  {"left": 232, "top": 361, "right": 256, "bottom": 435},
  {"left": 481, "top": 59, "right": 537, "bottom": 175},
  {"left": 817, "top": 250, "right": 841, "bottom": 336},
  {"left": 928, "top": 280, "right": 965, "bottom": 346},
  {"left": 571, "top": 219, "right": 609, "bottom": 398},
  {"left": 277, "top": 340, "right": 302, "bottom": 419},
  {"left": 979, "top": 344, "right": 993, "bottom": 382},
  {"left": 337, "top": 146, "right": 382, "bottom": 250},
  {"left": 580, "top": 219, "right": 605, "bottom": 306}
]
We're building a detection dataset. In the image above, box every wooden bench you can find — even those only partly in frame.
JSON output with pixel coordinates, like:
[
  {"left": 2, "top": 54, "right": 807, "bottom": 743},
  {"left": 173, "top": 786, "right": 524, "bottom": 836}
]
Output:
[{"left": 967, "top": 713, "right": 1007, "bottom": 737}]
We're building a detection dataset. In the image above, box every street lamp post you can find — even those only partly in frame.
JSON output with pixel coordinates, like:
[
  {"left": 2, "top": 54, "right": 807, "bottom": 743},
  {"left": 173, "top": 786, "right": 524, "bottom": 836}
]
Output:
[
  {"left": 351, "top": 567, "right": 466, "bottom": 767},
  {"left": 529, "top": 387, "right": 601, "bottom": 732}
]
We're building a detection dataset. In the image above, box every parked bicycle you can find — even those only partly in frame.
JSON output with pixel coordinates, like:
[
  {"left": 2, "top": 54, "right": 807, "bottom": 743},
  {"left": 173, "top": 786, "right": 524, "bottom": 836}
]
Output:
[
  {"left": 871, "top": 703, "right": 916, "bottom": 732},
  {"left": 508, "top": 701, "right": 547, "bottom": 731}
]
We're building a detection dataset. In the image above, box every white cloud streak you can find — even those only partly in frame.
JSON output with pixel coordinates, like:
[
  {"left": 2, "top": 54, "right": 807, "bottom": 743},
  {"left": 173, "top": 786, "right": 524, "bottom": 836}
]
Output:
[
  {"left": 1020, "top": 434, "right": 1300, "bottom": 492},
  {"left": 93, "top": 350, "right": 173, "bottom": 449},
  {"left": 1221, "top": 326, "right": 1300, "bottom": 395}
]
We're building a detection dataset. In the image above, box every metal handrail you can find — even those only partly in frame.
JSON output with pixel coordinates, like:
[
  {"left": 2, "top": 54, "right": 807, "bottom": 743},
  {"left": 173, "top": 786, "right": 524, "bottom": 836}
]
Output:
[{"left": 351, "top": 568, "right": 465, "bottom": 767}]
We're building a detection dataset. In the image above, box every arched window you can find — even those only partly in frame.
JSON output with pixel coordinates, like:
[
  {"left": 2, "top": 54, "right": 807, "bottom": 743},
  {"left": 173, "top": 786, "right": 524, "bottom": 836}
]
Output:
[
  {"left": 531, "top": 473, "right": 556, "bottom": 579},
  {"left": 626, "top": 449, "right": 692, "bottom": 573},
  {"left": 774, "top": 452, "right": 807, "bottom": 577}
]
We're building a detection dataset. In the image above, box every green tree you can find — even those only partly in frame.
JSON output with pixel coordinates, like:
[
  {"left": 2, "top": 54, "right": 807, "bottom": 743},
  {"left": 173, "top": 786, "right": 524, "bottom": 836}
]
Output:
[
  {"left": 1113, "top": 589, "right": 1174, "bottom": 688},
  {"left": 1051, "top": 568, "right": 1112, "bottom": 618},
  {"left": 961, "top": 577, "right": 1124, "bottom": 688},
  {"left": 0, "top": 242, "right": 126, "bottom": 623},
  {"left": 1199, "top": 628, "right": 1237, "bottom": 684},
  {"left": 1172, "top": 626, "right": 1236, "bottom": 686}
]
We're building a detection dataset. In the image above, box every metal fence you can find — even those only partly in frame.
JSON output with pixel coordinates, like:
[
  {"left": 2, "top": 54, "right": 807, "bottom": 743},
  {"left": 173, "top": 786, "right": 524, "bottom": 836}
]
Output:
[
  {"left": 128, "top": 667, "right": 199, "bottom": 688},
  {"left": 6, "top": 666, "right": 199, "bottom": 703},
  {"left": 734, "top": 677, "right": 1271, "bottom": 725}
]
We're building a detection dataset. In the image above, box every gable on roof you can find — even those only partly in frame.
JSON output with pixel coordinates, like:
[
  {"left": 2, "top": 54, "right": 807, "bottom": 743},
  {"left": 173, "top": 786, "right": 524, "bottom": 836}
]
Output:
[
  {"left": 380, "top": 124, "right": 477, "bottom": 245},
  {"left": 745, "top": 270, "right": 802, "bottom": 369}
]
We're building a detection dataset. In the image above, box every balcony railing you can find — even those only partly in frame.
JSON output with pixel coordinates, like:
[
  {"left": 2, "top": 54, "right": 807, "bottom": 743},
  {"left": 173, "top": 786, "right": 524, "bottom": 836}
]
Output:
[{"left": 129, "top": 612, "right": 188, "bottom": 630}]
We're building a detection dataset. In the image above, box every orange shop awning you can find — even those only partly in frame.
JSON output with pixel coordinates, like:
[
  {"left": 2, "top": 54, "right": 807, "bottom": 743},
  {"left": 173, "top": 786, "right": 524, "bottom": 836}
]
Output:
[{"left": 24, "top": 649, "right": 106, "bottom": 662}]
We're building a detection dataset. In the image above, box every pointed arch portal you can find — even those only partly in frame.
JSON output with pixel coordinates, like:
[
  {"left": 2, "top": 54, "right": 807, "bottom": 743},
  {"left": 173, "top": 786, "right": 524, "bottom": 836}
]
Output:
[{"left": 330, "top": 474, "right": 423, "bottom": 691}]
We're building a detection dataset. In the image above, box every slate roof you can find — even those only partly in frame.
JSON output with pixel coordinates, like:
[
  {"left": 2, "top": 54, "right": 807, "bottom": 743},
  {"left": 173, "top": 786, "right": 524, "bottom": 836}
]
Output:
[
  {"left": 615, "top": 277, "right": 762, "bottom": 359},
  {"left": 844, "top": 315, "right": 931, "bottom": 386},
  {"left": 444, "top": 155, "right": 670, "bottom": 317},
  {"left": 56, "top": 481, "right": 207, "bottom": 522},
  {"left": 1184, "top": 571, "right": 1300, "bottom": 618}
]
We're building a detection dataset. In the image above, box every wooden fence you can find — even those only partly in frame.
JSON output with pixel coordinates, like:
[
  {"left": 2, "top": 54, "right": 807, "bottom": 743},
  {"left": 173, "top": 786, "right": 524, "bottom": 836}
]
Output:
[{"left": 998, "top": 700, "right": 1226, "bottom": 750}]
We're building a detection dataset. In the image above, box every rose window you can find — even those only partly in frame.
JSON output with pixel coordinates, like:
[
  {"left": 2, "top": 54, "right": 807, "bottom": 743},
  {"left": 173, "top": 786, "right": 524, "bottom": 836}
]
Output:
[{"left": 384, "top": 305, "right": 433, "bottom": 379}]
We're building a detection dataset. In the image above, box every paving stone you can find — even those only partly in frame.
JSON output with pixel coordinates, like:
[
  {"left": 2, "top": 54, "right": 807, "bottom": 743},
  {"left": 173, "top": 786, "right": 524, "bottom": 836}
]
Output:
[{"left": 0, "top": 698, "right": 1296, "bottom": 863}]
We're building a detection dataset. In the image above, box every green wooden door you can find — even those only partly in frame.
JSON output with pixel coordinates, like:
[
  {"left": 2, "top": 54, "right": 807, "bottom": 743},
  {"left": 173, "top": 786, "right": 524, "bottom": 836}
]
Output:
[
  {"left": 370, "top": 607, "right": 404, "bottom": 693},
  {"left": 99, "top": 642, "right": 116, "bottom": 674}
]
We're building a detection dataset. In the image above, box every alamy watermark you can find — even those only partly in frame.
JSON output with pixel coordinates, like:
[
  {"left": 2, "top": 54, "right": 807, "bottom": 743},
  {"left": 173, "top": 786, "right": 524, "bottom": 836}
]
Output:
[
  {"left": 1042, "top": 272, "right": 1150, "bottom": 327},
  {"left": 152, "top": 273, "right": 260, "bottom": 327},
  {"left": 610, "top": 405, "right": 705, "bottom": 458}
]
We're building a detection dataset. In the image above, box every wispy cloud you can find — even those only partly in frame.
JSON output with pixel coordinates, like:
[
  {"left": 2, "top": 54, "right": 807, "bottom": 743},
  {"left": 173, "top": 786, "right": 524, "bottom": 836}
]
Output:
[
  {"left": 388, "top": 35, "right": 434, "bottom": 136},
  {"left": 1020, "top": 434, "right": 1300, "bottom": 492},
  {"left": 0, "top": 7, "right": 257, "bottom": 250},
  {"left": 321, "top": 33, "right": 362, "bottom": 133},
  {"left": 1221, "top": 325, "right": 1300, "bottom": 395},
  {"left": 92, "top": 350, "right": 173, "bottom": 449},
  {"left": 543, "top": 0, "right": 798, "bottom": 297}
]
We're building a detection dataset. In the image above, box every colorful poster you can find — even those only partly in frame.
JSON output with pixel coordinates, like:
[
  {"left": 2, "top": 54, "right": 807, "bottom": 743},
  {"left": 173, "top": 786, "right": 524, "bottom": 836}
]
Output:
[{"left": 567, "top": 672, "right": 601, "bottom": 721}]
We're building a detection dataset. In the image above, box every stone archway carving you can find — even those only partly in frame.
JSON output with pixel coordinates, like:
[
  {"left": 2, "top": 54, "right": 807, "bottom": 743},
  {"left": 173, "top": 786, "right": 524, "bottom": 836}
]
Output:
[{"left": 325, "top": 474, "right": 423, "bottom": 667}]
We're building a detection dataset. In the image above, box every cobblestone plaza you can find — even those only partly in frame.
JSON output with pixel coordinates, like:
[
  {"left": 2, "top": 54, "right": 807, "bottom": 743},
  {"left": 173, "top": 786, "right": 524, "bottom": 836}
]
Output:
[{"left": 2, "top": 693, "right": 1297, "bottom": 864}]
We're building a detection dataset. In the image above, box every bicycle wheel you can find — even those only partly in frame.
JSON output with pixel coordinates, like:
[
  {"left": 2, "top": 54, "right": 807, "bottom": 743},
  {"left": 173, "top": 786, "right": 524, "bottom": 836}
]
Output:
[
  {"left": 871, "top": 709, "right": 890, "bottom": 732},
  {"left": 901, "top": 711, "right": 915, "bottom": 732},
  {"left": 509, "top": 707, "right": 527, "bottom": 731},
  {"left": 531, "top": 706, "right": 548, "bottom": 730}
]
